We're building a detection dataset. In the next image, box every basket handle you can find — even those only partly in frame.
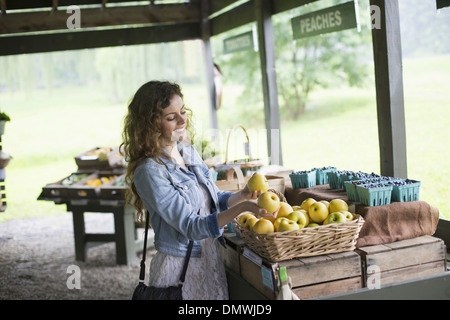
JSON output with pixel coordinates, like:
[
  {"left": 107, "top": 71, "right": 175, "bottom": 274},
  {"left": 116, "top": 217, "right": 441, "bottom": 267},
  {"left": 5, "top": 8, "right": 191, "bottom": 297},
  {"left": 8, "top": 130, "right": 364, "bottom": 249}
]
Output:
[
  {"left": 226, "top": 167, "right": 246, "bottom": 190},
  {"left": 225, "top": 123, "right": 252, "bottom": 164}
]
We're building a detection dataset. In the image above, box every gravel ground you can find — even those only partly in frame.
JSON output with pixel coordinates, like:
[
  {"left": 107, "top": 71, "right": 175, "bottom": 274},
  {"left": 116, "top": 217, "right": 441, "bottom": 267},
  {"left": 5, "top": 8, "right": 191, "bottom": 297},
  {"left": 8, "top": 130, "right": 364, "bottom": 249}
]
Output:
[{"left": 0, "top": 213, "right": 154, "bottom": 300}]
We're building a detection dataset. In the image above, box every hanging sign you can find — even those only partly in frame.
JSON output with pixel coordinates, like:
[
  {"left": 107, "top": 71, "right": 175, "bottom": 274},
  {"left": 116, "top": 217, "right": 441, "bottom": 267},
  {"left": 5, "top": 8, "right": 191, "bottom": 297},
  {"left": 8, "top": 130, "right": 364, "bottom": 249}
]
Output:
[
  {"left": 291, "top": 1, "right": 360, "bottom": 40},
  {"left": 223, "top": 30, "right": 255, "bottom": 54},
  {"left": 437, "top": 0, "right": 450, "bottom": 9}
]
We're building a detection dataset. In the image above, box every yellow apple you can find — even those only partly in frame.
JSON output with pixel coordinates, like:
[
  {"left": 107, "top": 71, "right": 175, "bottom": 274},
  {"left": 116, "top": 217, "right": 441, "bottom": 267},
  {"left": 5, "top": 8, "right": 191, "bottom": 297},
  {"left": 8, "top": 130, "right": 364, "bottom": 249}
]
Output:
[
  {"left": 277, "top": 202, "right": 293, "bottom": 218},
  {"left": 307, "top": 223, "right": 320, "bottom": 228},
  {"left": 323, "top": 212, "right": 346, "bottom": 225},
  {"left": 273, "top": 217, "right": 289, "bottom": 231},
  {"left": 319, "top": 200, "right": 330, "bottom": 209},
  {"left": 252, "top": 218, "right": 274, "bottom": 234},
  {"left": 341, "top": 211, "right": 354, "bottom": 221},
  {"left": 265, "top": 202, "right": 293, "bottom": 223},
  {"left": 238, "top": 212, "right": 255, "bottom": 226},
  {"left": 277, "top": 219, "right": 300, "bottom": 232},
  {"left": 257, "top": 191, "right": 281, "bottom": 214},
  {"left": 308, "top": 201, "right": 329, "bottom": 224},
  {"left": 292, "top": 205, "right": 302, "bottom": 211},
  {"left": 300, "top": 198, "right": 317, "bottom": 212},
  {"left": 287, "top": 210, "right": 308, "bottom": 229},
  {"left": 329, "top": 199, "right": 349, "bottom": 213},
  {"left": 244, "top": 216, "right": 259, "bottom": 231},
  {"left": 247, "top": 173, "right": 269, "bottom": 193}
]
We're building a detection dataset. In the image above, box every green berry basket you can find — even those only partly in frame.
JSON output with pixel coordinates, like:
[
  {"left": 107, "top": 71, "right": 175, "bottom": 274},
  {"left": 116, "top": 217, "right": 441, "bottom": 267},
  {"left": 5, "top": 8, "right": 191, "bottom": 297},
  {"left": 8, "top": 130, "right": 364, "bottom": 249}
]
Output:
[
  {"left": 356, "top": 184, "right": 393, "bottom": 207},
  {"left": 289, "top": 171, "right": 316, "bottom": 189},
  {"left": 327, "top": 171, "right": 344, "bottom": 189},
  {"left": 390, "top": 180, "right": 421, "bottom": 202},
  {"left": 313, "top": 167, "right": 337, "bottom": 185}
]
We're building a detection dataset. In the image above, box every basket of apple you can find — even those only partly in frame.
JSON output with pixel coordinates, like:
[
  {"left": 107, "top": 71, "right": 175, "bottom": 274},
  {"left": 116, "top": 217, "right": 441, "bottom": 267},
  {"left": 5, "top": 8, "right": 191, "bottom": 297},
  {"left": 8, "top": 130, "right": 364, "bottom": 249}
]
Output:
[{"left": 232, "top": 174, "right": 364, "bottom": 262}]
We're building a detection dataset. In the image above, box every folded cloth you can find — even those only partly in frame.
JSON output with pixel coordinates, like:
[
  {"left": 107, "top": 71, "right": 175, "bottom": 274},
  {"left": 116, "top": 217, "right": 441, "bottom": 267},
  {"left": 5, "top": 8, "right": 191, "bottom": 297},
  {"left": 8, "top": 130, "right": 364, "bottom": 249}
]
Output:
[
  {"left": 284, "top": 184, "right": 440, "bottom": 247},
  {"left": 355, "top": 200, "right": 440, "bottom": 247}
]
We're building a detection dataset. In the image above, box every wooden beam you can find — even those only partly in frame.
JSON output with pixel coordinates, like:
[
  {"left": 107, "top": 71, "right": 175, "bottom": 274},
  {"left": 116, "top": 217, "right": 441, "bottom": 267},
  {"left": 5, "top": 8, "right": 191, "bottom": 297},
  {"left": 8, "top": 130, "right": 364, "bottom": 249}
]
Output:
[
  {"left": 0, "top": 22, "right": 200, "bottom": 56},
  {"left": 201, "top": 0, "right": 219, "bottom": 130},
  {"left": 255, "top": 0, "right": 282, "bottom": 165},
  {"left": 370, "top": 0, "right": 407, "bottom": 178},
  {"left": 0, "top": 3, "right": 200, "bottom": 34}
]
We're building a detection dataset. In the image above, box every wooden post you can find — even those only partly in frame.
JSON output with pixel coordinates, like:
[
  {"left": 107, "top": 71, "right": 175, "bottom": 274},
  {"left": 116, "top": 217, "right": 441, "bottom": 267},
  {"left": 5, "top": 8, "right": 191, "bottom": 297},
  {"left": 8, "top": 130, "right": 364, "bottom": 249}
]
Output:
[
  {"left": 201, "top": 0, "right": 219, "bottom": 131},
  {"left": 255, "top": 0, "right": 283, "bottom": 166},
  {"left": 370, "top": 0, "right": 407, "bottom": 178}
]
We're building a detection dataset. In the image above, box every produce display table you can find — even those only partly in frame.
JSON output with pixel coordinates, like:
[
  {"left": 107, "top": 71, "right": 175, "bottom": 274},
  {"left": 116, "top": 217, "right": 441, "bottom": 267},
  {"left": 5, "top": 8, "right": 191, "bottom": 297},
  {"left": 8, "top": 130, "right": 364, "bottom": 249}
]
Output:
[
  {"left": 221, "top": 182, "right": 446, "bottom": 299},
  {"left": 284, "top": 183, "right": 440, "bottom": 247}
]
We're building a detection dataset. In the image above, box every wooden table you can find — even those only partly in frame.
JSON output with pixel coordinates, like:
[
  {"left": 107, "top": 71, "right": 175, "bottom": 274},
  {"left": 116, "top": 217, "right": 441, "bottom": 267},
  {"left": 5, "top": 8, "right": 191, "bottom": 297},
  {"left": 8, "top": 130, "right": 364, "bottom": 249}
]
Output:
[{"left": 66, "top": 199, "right": 149, "bottom": 265}]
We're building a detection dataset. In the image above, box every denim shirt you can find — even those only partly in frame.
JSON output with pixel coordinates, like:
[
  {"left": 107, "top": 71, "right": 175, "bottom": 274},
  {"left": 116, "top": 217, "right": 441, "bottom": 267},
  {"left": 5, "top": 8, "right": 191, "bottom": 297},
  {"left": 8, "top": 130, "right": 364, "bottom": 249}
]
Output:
[{"left": 134, "top": 142, "right": 233, "bottom": 258}]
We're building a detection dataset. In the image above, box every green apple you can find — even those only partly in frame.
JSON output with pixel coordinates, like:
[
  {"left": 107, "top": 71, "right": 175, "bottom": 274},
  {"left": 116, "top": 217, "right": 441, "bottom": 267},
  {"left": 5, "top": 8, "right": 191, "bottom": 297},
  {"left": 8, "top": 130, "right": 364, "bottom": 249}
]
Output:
[
  {"left": 252, "top": 218, "right": 274, "bottom": 234},
  {"left": 247, "top": 173, "right": 269, "bottom": 193},
  {"left": 238, "top": 212, "right": 255, "bottom": 226},
  {"left": 257, "top": 191, "right": 281, "bottom": 214},
  {"left": 308, "top": 201, "right": 329, "bottom": 224},
  {"left": 273, "top": 217, "right": 288, "bottom": 232},
  {"left": 300, "top": 198, "right": 317, "bottom": 212},
  {"left": 323, "top": 212, "right": 346, "bottom": 225},
  {"left": 329, "top": 199, "right": 348, "bottom": 213},
  {"left": 287, "top": 210, "right": 308, "bottom": 229},
  {"left": 277, "top": 219, "right": 300, "bottom": 232}
]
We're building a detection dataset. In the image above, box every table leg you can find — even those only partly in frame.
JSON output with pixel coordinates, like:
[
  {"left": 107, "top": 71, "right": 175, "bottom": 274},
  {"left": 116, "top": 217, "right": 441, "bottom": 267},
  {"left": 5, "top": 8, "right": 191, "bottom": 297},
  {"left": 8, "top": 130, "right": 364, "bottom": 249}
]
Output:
[
  {"left": 71, "top": 209, "right": 87, "bottom": 262},
  {"left": 113, "top": 205, "right": 137, "bottom": 265}
]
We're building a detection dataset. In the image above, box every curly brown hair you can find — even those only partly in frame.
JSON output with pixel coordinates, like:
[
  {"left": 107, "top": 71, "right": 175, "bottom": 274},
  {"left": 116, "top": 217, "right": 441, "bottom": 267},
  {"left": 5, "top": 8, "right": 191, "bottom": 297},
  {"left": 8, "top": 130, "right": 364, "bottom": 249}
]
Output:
[{"left": 120, "top": 81, "right": 193, "bottom": 216}]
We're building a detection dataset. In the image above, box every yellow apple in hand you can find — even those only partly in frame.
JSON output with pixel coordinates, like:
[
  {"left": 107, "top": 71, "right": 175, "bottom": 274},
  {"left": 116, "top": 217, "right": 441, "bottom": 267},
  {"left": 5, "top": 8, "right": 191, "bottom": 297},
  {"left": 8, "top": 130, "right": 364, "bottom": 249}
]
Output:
[
  {"left": 247, "top": 173, "right": 269, "bottom": 193},
  {"left": 277, "top": 219, "right": 300, "bottom": 232},
  {"left": 300, "top": 198, "right": 317, "bottom": 212},
  {"left": 323, "top": 212, "right": 346, "bottom": 225},
  {"left": 287, "top": 210, "right": 308, "bottom": 229},
  {"left": 238, "top": 212, "right": 255, "bottom": 226},
  {"left": 253, "top": 218, "right": 274, "bottom": 234},
  {"left": 274, "top": 217, "right": 288, "bottom": 231},
  {"left": 308, "top": 201, "right": 329, "bottom": 224},
  {"left": 329, "top": 199, "right": 348, "bottom": 213},
  {"left": 257, "top": 191, "right": 281, "bottom": 214}
]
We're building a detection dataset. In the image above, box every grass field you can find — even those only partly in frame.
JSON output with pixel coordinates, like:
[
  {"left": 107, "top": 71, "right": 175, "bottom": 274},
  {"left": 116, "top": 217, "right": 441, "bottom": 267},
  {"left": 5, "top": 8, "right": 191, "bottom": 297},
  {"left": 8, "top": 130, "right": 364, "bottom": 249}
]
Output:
[{"left": 0, "top": 55, "right": 449, "bottom": 223}]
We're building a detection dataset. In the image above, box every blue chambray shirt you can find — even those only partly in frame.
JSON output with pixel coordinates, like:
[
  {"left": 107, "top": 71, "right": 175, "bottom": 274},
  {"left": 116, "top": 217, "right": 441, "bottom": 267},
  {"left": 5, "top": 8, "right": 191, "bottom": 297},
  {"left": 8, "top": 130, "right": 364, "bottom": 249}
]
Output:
[{"left": 134, "top": 142, "right": 233, "bottom": 258}]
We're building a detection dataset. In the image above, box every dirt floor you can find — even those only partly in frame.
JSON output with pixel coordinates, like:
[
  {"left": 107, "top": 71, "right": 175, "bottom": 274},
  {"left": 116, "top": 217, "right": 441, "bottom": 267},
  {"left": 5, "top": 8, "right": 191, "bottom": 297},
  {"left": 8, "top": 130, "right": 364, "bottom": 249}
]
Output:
[{"left": 0, "top": 212, "right": 153, "bottom": 300}]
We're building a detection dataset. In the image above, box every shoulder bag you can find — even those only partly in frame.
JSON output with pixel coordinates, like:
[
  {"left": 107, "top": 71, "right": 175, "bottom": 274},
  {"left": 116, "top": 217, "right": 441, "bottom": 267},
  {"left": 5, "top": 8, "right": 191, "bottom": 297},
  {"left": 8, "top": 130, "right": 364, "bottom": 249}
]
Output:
[{"left": 132, "top": 210, "right": 194, "bottom": 300}]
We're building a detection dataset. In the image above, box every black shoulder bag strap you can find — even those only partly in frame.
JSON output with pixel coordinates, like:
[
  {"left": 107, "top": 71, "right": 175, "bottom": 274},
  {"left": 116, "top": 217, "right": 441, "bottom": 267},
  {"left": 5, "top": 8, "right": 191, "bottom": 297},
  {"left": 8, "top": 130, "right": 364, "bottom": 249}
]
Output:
[{"left": 138, "top": 210, "right": 194, "bottom": 284}]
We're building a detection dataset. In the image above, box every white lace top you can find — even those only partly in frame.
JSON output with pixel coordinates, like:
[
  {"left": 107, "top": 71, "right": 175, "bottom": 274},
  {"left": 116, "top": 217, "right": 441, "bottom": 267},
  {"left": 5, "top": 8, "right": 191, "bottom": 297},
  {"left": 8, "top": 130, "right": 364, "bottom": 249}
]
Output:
[{"left": 147, "top": 182, "right": 229, "bottom": 300}]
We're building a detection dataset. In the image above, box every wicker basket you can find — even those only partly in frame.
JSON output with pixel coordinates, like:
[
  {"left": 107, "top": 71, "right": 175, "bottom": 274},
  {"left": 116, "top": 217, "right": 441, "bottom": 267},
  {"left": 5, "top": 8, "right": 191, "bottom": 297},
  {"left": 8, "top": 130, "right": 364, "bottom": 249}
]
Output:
[
  {"left": 232, "top": 216, "right": 365, "bottom": 262},
  {"left": 215, "top": 124, "right": 264, "bottom": 179}
]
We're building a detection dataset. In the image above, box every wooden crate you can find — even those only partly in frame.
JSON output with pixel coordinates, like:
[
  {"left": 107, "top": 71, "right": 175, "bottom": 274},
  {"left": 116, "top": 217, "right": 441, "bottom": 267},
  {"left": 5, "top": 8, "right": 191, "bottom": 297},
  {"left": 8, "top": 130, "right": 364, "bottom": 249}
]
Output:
[
  {"left": 237, "top": 245, "right": 362, "bottom": 299},
  {"left": 357, "top": 235, "right": 447, "bottom": 287},
  {"left": 220, "top": 233, "right": 245, "bottom": 275}
]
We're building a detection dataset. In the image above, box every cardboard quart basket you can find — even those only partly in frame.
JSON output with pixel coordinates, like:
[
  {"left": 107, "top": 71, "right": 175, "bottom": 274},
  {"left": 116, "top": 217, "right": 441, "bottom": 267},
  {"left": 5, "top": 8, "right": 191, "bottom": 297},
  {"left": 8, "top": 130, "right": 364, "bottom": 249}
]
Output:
[{"left": 232, "top": 216, "right": 365, "bottom": 262}]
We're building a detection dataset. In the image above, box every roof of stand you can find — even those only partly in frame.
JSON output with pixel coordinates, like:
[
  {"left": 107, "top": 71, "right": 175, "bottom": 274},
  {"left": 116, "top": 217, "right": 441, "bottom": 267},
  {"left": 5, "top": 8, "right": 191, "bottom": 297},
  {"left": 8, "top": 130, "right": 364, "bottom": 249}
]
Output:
[{"left": 0, "top": 0, "right": 318, "bottom": 55}]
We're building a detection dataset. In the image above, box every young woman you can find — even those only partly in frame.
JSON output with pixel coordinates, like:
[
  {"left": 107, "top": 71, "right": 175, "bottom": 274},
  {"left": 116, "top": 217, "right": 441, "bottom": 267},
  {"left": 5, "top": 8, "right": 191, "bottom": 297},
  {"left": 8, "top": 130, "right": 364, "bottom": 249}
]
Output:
[{"left": 121, "top": 80, "right": 273, "bottom": 299}]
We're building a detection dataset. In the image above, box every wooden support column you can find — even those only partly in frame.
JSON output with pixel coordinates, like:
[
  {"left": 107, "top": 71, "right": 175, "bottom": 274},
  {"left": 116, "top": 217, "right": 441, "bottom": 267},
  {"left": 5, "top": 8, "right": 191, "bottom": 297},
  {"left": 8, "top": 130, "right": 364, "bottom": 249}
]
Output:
[
  {"left": 370, "top": 0, "right": 407, "bottom": 178},
  {"left": 201, "top": 0, "right": 219, "bottom": 131},
  {"left": 255, "top": 0, "right": 283, "bottom": 165}
]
